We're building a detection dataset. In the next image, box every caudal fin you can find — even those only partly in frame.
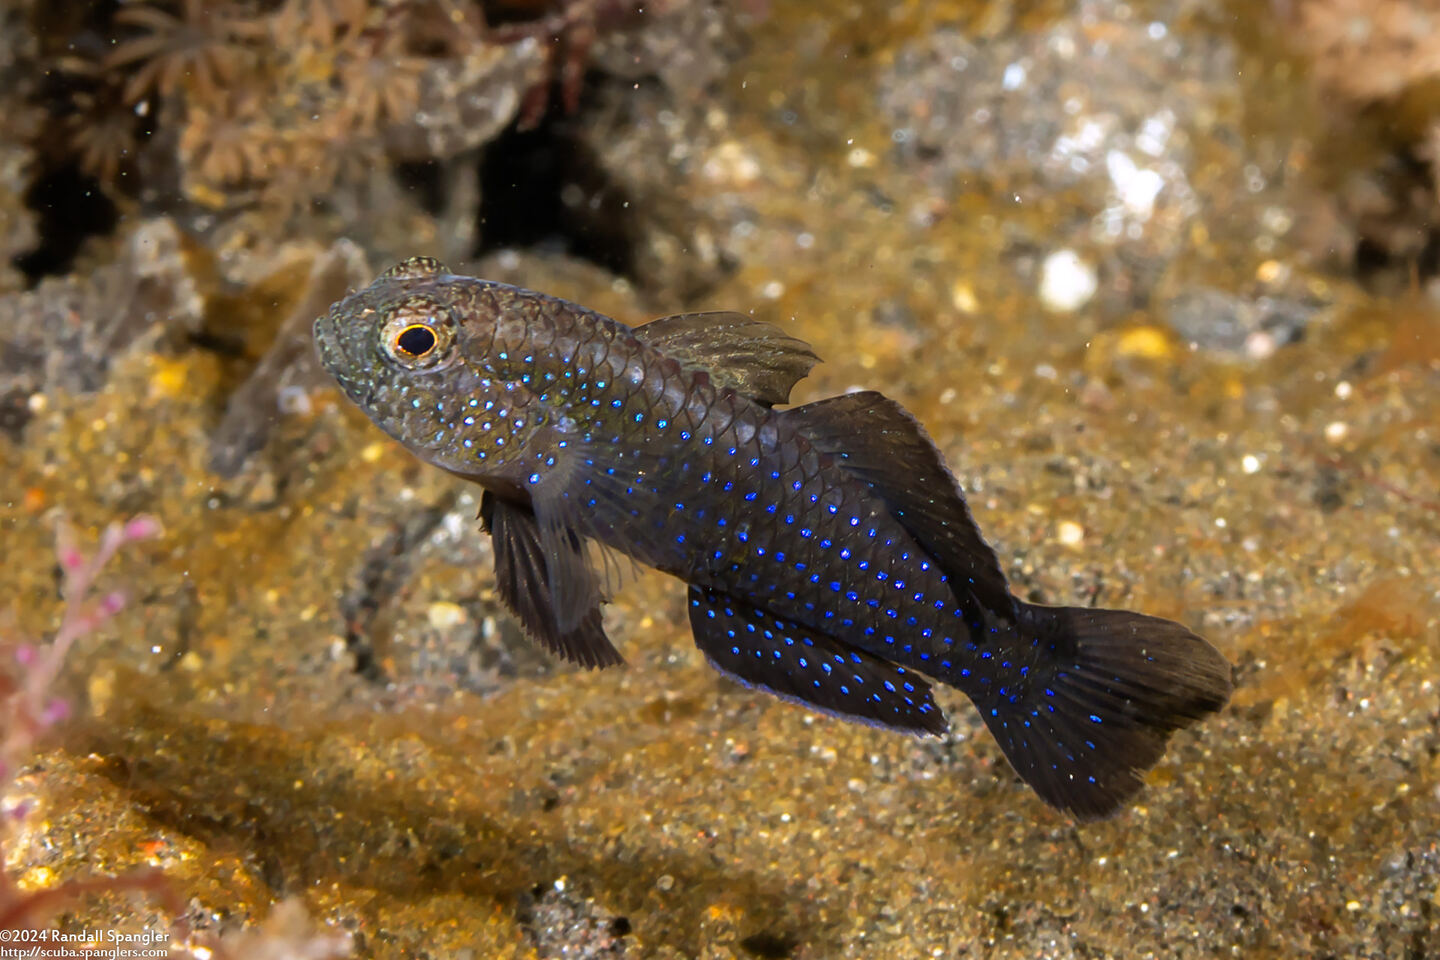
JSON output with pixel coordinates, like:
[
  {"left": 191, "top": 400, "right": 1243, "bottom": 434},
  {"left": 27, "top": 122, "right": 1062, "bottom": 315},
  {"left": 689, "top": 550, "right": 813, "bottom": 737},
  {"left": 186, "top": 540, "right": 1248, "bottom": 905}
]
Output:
[{"left": 979, "top": 603, "right": 1232, "bottom": 820}]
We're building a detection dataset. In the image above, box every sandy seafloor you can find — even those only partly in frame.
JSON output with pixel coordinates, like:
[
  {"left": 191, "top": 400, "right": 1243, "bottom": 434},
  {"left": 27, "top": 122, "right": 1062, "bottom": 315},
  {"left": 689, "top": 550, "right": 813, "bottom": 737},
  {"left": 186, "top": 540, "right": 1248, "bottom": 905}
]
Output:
[{"left": 1, "top": 1, "right": 1437, "bottom": 957}]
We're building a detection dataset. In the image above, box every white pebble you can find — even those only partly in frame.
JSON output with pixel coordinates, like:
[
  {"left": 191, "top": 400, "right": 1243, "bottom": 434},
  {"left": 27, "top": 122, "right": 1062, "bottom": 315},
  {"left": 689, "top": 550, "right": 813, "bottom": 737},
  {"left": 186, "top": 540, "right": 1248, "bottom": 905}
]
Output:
[
  {"left": 1245, "top": 331, "right": 1278, "bottom": 360},
  {"left": 1106, "top": 150, "right": 1165, "bottom": 220},
  {"left": 1038, "top": 249, "right": 1098, "bottom": 313},
  {"left": 426, "top": 601, "right": 468, "bottom": 630},
  {"left": 847, "top": 147, "right": 875, "bottom": 168}
]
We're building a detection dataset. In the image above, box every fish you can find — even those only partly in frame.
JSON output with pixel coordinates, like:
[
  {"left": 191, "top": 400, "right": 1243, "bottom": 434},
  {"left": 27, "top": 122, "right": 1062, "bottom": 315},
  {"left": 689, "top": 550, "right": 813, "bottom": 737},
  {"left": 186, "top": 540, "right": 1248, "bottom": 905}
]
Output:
[{"left": 314, "top": 256, "right": 1233, "bottom": 820}]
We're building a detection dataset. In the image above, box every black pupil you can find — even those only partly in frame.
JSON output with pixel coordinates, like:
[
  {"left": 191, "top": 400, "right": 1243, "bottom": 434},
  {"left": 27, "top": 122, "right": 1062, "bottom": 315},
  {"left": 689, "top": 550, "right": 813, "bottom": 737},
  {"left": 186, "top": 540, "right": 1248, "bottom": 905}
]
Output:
[{"left": 396, "top": 325, "right": 436, "bottom": 357}]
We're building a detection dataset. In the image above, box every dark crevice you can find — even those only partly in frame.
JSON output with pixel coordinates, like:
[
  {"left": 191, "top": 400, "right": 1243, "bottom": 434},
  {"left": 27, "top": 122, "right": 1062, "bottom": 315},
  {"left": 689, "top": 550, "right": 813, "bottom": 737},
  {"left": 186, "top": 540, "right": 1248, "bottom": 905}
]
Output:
[
  {"left": 13, "top": 164, "right": 120, "bottom": 284},
  {"left": 393, "top": 158, "right": 449, "bottom": 217},
  {"left": 739, "top": 931, "right": 798, "bottom": 959},
  {"left": 0, "top": 391, "right": 33, "bottom": 441},
  {"left": 1354, "top": 236, "right": 1393, "bottom": 280},
  {"left": 481, "top": 0, "right": 562, "bottom": 28},
  {"left": 475, "top": 99, "right": 639, "bottom": 281},
  {"left": 1346, "top": 144, "right": 1440, "bottom": 290}
]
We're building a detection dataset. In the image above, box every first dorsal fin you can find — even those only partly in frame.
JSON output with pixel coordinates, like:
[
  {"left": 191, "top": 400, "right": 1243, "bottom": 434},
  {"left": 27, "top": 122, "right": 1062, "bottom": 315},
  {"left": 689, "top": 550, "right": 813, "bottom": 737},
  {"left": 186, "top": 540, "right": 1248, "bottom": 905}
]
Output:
[
  {"left": 784, "top": 391, "right": 1016, "bottom": 624},
  {"left": 378, "top": 256, "right": 449, "bottom": 280},
  {"left": 631, "top": 311, "right": 819, "bottom": 406}
]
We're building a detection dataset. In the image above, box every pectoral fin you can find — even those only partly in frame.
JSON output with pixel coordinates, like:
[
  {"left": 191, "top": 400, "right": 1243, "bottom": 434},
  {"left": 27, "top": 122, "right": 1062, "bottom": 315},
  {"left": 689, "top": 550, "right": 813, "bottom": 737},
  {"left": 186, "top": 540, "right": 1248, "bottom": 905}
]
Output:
[{"left": 482, "top": 492, "right": 622, "bottom": 669}]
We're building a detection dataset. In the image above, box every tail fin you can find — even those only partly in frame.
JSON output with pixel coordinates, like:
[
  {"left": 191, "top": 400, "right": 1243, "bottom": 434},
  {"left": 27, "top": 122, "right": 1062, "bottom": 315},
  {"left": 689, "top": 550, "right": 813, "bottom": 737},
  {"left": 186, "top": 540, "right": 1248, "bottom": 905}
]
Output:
[{"left": 979, "top": 603, "right": 1232, "bottom": 820}]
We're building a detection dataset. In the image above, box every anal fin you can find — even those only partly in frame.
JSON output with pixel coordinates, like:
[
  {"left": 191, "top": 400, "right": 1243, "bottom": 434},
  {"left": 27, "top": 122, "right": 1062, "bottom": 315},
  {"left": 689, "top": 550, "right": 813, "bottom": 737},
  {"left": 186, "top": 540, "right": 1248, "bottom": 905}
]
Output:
[
  {"left": 482, "top": 492, "right": 623, "bottom": 669},
  {"left": 687, "top": 586, "right": 947, "bottom": 736}
]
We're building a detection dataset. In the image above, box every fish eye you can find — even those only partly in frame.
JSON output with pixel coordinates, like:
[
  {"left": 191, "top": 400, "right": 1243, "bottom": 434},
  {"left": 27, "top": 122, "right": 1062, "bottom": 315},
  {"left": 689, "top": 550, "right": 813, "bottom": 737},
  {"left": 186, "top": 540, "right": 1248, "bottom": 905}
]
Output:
[
  {"left": 394, "top": 323, "right": 437, "bottom": 359},
  {"left": 379, "top": 303, "right": 455, "bottom": 370}
]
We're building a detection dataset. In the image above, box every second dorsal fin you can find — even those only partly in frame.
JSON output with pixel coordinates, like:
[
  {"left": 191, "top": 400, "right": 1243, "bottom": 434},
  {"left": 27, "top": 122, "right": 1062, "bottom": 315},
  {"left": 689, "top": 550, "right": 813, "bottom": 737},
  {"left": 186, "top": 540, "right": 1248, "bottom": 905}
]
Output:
[
  {"left": 632, "top": 311, "right": 819, "bottom": 406},
  {"left": 784, "top": 391, "right": 1016, "bottom": 624}
]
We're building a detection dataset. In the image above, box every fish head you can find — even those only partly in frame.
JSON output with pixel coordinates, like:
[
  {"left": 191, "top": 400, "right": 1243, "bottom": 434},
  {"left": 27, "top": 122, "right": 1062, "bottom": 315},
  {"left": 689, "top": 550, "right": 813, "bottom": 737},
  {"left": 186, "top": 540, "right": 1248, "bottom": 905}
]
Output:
[{"left": 313, "top": 256, "right": 547, "bottom": 481}]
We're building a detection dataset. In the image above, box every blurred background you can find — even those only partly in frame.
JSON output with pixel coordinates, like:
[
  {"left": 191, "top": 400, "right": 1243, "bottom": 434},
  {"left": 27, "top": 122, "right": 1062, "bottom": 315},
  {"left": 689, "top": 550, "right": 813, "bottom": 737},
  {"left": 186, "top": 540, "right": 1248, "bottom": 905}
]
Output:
[{"left": 0, "top": 0, "right": 1436, "bottom": 956}]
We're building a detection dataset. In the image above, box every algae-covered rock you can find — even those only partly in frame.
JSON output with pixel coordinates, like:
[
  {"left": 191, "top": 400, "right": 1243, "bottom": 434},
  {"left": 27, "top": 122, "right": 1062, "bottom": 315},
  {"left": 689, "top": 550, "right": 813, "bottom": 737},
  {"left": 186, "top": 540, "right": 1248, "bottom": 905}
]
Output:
[{"left": 0, "top": 1, "right": 1436, "bottom": 957}]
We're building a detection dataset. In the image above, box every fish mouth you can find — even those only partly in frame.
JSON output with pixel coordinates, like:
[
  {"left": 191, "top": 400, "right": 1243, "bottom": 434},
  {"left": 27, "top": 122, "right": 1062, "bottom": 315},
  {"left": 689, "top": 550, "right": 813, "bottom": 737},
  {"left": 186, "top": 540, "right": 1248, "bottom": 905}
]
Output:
[
  {"left": 312, "top": 311, "right": 342, "bottom": 374},
  {"left": 313, "top": 311, "right": 370, "bottom": 404}
]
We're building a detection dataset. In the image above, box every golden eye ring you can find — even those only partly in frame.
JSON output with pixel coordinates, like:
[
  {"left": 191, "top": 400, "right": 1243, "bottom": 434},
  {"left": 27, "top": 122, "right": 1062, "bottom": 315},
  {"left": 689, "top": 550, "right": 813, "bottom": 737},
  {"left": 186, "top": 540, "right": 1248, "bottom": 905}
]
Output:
[
  {"left": 379, "top": 307, "right": 455, "bottom": 370},
  {"left": 393, "top": 323, "right": 438, "bottom": 360}
]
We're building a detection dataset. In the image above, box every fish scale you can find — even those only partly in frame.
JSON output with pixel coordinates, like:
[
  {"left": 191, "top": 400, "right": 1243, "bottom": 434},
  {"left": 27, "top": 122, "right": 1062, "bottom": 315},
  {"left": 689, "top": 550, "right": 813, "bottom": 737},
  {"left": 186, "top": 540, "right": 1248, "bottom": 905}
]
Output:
[
  {"left": 315, "top": 256, "right": 1233, "bottom": 821},
  {"left": 571, "top": 358, "right": 976, "bottom": 676}
]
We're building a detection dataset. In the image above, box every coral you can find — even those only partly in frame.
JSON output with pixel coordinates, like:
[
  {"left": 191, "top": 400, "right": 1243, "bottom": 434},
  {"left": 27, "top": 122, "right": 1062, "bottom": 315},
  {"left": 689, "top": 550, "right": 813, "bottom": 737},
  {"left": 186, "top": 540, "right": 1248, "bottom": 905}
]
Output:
[
  {"left": 0, "top": 514, "right": 168, "bottom": 930},
  {"left": 488, "top": 0, "right": 651, "bottom": 129},
  {"left": 105, "top": 0, "right": 266, "bottom": 105},
  {"left": 329, "top": 30, "right": 430, "bottom": 138},
  {"left": 92, "top": 0, "right": 537, "bottom": 216},
  {"left": 268, "top": 0, "right": 371, "bottom": 49},
  {"left": 0, "top": 515, "right": 350, "bottom": 955},
  {"left": 0, "top": 516, "right": 161, "bottom": 790},
  {"left": 177, "top": 92, "right": 277, "bottom": 195},
  {"left": 4, "top": 0, "right": 736, "bottom": 283},
  {"left": 62, "top": 83, "right": 142, "bottom": 187}
]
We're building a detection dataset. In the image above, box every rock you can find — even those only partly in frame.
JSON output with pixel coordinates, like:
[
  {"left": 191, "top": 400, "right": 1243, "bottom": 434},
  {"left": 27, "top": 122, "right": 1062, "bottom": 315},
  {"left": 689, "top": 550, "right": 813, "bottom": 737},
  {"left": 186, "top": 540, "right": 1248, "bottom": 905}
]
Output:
[{"left": 0, "top": 218, "right": 203, "bottom": 438}]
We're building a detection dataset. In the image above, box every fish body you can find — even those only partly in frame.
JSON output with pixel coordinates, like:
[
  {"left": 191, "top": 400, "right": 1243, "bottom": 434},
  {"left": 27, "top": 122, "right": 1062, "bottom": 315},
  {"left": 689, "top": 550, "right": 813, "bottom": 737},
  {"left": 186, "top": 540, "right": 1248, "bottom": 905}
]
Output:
[{"left": 315, "top": 256, "right": 1232, "bottom": 819}]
